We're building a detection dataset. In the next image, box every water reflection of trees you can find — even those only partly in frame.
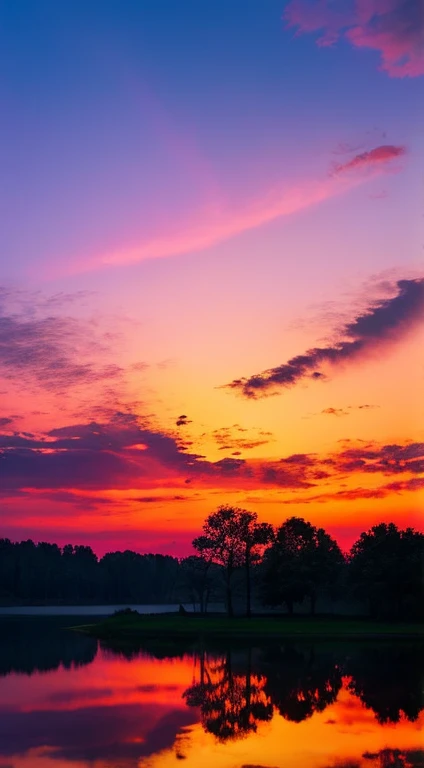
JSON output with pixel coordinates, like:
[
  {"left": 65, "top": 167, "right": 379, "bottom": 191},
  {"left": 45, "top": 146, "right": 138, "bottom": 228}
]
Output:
[
  {"left": 363, "top": 749, "right": 424, "bottom": 768},
  {"left": 327, "top": 750, "right": 424, "bottom": 768},
  {"left": 0, "top": 618, "right": 97, "bottom": 676},
  {"left": 178, "top": 642, "right": 424, "bottom": 741},
  {"left": 346, "top": 645, "right": 424, "bottom": 724},
  {"left": 260, "top": 644, "right": 342, "bottom": 722},
  {"left": 183, "top": 647, "right": 273, "bottom": 741}
]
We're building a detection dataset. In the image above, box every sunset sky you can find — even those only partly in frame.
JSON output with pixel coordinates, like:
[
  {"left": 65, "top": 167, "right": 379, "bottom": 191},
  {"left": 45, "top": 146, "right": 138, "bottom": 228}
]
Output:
[{"left": 1, "top": 0, "right": 423, "bottom": 556}]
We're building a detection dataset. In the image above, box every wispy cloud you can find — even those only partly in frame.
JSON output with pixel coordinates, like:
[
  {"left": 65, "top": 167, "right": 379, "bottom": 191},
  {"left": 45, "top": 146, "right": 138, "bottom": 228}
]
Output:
[
  {"left": 0, "top": 288, "right": 123, "bottom": 395},
  {"left": 224, "top": 278, "right": 424, "bottom": 398},
  {"left": 283, "top": 476, "right": 424, "bottom": 504},
  {"left": 211, "top": 425, "right": 275, "bottom": 452},
  {"left": 322, "top": 407, "right": 350, "bottom": 417},
  {"left": 284, "top": 0, "right": 424, "bottom": 78},
  {"left": 0, "top": 288, "right": 149, "bottom": 408},
  {"left": 315, "top": 404, "right": 379, "bottom": 417},
  {"left": 51, "top": 145, "right": 404, "bottom": 276}
]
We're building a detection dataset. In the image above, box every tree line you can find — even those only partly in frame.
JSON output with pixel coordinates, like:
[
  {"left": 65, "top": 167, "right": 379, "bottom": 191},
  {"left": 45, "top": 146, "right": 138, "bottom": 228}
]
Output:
[
  {"left": 1, "top": 506, "right": 423, "bottom": 619},
  {"left": 190, "top": 506, "right": 424, "bottom": 620},
  {"left": 0, "top": 539, "right": 180, "bottom": 604}
]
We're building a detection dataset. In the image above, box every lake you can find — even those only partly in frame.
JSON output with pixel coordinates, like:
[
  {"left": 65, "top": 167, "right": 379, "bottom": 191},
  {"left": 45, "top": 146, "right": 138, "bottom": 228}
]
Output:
[
  {"left": 0, "top": 603, "right": 216, "bottom": 617},
  {"left": 0, "top": 617, "right": 423, "bottom": 768}
]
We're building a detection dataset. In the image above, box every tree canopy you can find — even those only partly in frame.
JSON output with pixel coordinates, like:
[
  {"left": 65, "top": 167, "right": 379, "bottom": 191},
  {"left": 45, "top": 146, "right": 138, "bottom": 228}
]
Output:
[
  {"left": 261, "top": 517, "right": 344, "bottom": 614},
  {"left": 348, "top": 522, "right": 424, "bottom": 619}
]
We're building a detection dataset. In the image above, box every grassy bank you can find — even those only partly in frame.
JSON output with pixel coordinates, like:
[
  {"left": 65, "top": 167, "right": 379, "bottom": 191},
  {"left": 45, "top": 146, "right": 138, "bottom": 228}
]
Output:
[{"left": 75, "top": 612, "right": 424, "bottom": 641}]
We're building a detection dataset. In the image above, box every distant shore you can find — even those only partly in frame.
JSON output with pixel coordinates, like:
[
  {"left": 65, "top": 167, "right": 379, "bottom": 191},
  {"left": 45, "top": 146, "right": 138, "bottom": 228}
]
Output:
[
  {"left": 0, "top": 603, "right": 206, "bottom": 618},
  {"left": 74, "top": 612, "right": 424, "bottom": 641}
]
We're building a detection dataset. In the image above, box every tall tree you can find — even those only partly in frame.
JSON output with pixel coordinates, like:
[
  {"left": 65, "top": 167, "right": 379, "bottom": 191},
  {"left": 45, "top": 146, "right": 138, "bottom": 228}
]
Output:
[
  {"left": 180, "top": 555, "right": 213, "bottom": 614},
  {"left": 237, "top": 511, "right": 274, "bottom": 617},
  {"left": 261, "top": 517, "right": 344, "bottom": 614},
  {"left": 193, "top": 506, "right": 245, "bottom": 617},
  {"left": 349, "top": 523, "right": 424, "bottom": 619}
]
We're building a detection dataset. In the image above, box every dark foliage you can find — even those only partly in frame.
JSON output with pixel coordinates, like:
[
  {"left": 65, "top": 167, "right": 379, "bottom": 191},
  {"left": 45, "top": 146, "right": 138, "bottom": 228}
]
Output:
[
  {"left": 261, "top": 517, "right": 345, "bottom": 614},
  {"left": 0, "top": 539, "right": 180, "bottom": 605},
  {"left": 193, "top": 506, "right": 273, "bottom": 617},
  {"left": 0, "top": 516, "right": 422, "bottom": 620},
  {"left": 348, "top": 523, "right": 424, "bottom": 619}
]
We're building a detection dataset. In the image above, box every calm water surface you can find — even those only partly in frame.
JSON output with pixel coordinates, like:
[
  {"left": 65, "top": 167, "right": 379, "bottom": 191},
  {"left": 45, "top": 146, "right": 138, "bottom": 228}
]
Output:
[
  {"left": 0, "top": 617, "right": 423, "bottom": 768},
  {"left": 0, "top": 603, "right": 219, "bottom": 616}
]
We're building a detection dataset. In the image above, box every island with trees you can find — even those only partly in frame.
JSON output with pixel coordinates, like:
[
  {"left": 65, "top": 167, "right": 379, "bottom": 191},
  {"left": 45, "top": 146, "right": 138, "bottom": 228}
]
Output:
[{"left": 1, "top": 506, "right": 423, "bottom": 638}]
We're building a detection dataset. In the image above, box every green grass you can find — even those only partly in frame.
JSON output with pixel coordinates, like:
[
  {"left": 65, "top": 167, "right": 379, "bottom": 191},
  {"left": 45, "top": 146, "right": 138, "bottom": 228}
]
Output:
[{"left": 74, "top": 612, "right": 424, "bottom": 642}]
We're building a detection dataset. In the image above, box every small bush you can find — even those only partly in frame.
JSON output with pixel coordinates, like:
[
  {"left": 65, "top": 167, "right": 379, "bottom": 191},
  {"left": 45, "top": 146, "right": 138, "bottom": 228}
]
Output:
[{"left": 113, "top": 608, "right": 139, "bottom": 616}]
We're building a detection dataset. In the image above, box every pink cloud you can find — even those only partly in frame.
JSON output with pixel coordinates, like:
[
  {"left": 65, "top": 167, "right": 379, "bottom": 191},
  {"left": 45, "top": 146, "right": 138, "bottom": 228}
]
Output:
[
  {"left": 284, "top": 0, "right": 424, "bottom": 78},
  {"left": 332, "top": 144, "right": 406, "bottom": 174},
  {"left": 52, "top": 146, "right": 402, "bottom": 276}
]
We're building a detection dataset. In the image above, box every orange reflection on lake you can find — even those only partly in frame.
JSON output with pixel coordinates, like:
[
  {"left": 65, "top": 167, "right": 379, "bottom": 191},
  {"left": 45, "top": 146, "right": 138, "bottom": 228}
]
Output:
[
  {"left": 0, "top": 620, "right": 422, "bottom": 768},
  {"left": 143, "top": 683, "right": 423, "bottom": 768}
]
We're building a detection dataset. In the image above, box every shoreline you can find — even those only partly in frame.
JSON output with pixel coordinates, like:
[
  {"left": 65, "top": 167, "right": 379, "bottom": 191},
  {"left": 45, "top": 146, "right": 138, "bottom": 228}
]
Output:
[{"left": 74, "top": 613, "right": 424, "bottom": 642}]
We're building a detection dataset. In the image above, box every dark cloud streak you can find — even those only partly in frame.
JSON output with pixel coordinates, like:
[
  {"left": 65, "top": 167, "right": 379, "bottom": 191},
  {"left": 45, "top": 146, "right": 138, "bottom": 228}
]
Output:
[{"left": 224, "top": 279, "right": 424, "bottom": 398}]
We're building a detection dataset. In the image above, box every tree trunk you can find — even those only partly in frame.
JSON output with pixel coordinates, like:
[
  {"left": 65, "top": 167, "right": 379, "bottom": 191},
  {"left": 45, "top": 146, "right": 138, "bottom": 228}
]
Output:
[
  {"left": 310, "top": 593, "right": 316, "bottom": 616},
  {"left": 226, "top": 568, "right": 234, "bottom": 617},
  {"left": 227, "top": 582, "right": 233, "bottom": 617},
  {"left": 245, "top": 549, "right": 251, "bottom": 618}
]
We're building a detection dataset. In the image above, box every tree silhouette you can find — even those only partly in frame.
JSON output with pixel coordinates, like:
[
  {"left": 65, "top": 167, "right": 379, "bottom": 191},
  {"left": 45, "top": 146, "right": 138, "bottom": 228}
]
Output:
[
  {"left": 1, "top": 518, "right": 422, "bottom": 621},
  {"left": 0, "top": 538, "right": 181, "bottom": 605},
  {"left": 193, "top": 506, "right": 273, "bottom": 617},
  {"left": 193, "top": 506, "right": 246, "bottom": 617},
  {"left": 349, "top": 523, "right": 424, "bottom": 619},
  {"left": 238, "top": 511, "right": 274, "bottom": 617},
  {"left": 261, "top": 517, "right": 344, "bottom": 613},
  {"left": 180, "top": 555, "right": 213, "bottom": 613}
]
